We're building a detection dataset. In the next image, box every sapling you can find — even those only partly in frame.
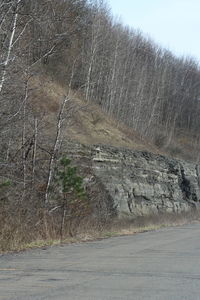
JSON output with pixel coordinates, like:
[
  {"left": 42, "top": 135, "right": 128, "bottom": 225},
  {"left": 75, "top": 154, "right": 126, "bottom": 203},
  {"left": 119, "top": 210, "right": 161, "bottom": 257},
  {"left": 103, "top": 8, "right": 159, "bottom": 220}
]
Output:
[{"left": 56, "top": 156, "right": 90, "bottom": 241}]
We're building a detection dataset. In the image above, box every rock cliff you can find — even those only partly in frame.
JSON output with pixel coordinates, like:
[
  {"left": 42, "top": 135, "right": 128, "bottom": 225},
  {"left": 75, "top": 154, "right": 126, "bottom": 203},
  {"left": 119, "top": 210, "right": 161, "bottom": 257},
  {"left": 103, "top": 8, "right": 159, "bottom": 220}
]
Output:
[{"left": 65, "top": 143, "right": 200, "bottom": 217}]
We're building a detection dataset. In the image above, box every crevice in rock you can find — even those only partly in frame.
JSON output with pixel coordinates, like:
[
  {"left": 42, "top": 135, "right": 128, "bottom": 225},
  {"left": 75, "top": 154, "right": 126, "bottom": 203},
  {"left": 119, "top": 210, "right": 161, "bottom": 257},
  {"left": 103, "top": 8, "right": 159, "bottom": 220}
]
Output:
[
  {"left": 196, "top": 165, "right": 200, "bottom": 187},
  {"left": 127, "top": 192, "right": 133, "bottom": 213},
  {"left": 179, "top": 165, "right": 192, "bottom": 201},
  {"left": 168, "top": 161, "right": 179, "bottom": 175}
]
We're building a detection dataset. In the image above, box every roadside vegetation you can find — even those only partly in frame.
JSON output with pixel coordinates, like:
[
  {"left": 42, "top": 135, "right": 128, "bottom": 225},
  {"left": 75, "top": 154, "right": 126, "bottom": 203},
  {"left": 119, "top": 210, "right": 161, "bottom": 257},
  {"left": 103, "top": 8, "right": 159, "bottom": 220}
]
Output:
[{"left": 1, "top": 208, "right": 199, "bottom": 253}]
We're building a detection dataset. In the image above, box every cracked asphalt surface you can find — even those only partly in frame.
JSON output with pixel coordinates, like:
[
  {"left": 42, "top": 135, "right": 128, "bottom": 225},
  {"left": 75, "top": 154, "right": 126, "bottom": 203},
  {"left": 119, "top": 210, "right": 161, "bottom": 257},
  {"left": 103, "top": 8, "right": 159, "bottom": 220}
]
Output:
[{"left": 1, "top": 223, "right": 200, "bottom": 300}]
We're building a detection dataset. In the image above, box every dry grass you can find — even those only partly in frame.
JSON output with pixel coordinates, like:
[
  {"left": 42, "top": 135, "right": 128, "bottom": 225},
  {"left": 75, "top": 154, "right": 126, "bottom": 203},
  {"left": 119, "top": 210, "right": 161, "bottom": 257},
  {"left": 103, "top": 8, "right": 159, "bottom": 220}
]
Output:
[
  {"left": 28, "top": 75, "right": 160, "bottom": 153},
  {"left": 1, "top": 207, "right": 199, "bottom": 254},
  {"left": 27, "top": 75, "right": 200, "bottom": 162},
  {"left": 66, "top": 99, "right": 159, "bottom": 152}
]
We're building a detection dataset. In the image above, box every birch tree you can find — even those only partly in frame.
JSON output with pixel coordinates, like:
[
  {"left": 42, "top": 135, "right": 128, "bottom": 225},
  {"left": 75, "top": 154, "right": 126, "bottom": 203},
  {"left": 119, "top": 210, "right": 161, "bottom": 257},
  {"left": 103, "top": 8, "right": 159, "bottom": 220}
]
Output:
[{"left": 0, "top": 0, "right": 21, "bottom": 93}]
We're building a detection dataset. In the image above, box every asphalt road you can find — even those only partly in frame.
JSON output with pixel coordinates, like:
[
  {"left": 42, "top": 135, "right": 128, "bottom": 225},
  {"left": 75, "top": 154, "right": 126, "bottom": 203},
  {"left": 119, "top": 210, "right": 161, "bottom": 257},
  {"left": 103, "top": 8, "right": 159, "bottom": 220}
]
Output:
[{"left": 1, "top": 224, "right": 200, "bottom": 300}]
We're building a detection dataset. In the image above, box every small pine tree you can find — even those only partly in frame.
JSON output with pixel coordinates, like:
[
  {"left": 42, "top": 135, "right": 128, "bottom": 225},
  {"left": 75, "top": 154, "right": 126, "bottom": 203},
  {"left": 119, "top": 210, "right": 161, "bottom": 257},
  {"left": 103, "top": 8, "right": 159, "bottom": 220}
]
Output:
[{"left": 56, "top": 157, "right": 90, "bottom": 240}]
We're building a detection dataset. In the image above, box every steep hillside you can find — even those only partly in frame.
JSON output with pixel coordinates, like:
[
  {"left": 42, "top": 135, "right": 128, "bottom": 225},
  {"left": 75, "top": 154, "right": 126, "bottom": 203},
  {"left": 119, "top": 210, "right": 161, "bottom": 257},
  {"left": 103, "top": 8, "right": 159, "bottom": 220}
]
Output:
[
  {"left": 29, "top": 76, "right": 198, "bottom": 162},
  {"left": 29, "top": 76, "right": 159, "bottom": 151},
  {"left": 2, "top": 0, "right": 199, "bottom": 164}
]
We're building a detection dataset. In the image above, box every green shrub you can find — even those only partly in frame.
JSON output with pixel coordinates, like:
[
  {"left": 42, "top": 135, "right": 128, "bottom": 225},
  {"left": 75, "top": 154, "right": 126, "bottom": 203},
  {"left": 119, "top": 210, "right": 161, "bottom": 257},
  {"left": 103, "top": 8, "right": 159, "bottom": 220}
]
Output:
[{"left": 56, "top": 156, "right": 90, "bottom": 239}]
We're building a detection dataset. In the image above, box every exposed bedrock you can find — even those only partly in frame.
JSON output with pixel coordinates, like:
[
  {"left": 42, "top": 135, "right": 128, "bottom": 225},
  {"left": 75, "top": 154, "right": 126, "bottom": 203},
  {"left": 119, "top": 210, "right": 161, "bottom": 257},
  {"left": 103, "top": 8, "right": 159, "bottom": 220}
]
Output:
[{"left": 65, "top": 143, "right": 200, "bottom": 217}]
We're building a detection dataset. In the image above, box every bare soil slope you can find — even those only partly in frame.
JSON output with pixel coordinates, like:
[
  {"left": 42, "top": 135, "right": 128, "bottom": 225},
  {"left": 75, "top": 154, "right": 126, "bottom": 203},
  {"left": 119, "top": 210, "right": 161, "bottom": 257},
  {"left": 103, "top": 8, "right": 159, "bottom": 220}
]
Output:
[
  {"left": 30, "top": 76, "right": 159, "bottom": 153},
  {"left": 29, "top": 76, "right": 198, "bottom": 161}
]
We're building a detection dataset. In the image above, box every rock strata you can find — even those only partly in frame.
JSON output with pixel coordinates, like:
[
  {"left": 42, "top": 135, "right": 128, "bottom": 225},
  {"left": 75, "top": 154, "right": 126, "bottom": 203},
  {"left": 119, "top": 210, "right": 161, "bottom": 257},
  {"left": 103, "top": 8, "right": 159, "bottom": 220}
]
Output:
[{"left": 65, "top": 143, "right": 200, "bottom": 217}]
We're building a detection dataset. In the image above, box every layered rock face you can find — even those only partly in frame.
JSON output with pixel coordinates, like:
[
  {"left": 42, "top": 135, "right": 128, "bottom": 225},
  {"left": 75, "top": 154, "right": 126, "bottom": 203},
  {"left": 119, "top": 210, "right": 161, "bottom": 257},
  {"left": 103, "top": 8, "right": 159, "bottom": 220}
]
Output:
[{"left": 66, "top": 143, "right": 200, "bottom": 217}]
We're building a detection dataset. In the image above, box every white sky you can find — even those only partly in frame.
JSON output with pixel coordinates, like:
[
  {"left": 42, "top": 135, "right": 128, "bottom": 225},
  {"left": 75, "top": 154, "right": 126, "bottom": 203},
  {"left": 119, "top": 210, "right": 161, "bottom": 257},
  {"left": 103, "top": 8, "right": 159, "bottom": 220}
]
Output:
[{"left": 107, "top": 0, "right": 200, "bottom": 62}]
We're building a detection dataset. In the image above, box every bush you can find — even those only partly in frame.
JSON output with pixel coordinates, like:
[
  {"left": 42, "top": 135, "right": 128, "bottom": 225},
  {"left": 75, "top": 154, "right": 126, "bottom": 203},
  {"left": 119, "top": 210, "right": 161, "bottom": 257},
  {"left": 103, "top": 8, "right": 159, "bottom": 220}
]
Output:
[{"left": 55, "top": 156, "right": 91, "bottom": 239}]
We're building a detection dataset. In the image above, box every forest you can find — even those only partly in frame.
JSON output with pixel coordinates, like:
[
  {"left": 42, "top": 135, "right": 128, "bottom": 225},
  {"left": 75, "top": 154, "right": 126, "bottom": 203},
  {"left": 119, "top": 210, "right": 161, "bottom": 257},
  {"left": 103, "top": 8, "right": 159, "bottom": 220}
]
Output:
[{"left": 0, "top": 0, "right": 200, "bottom": 250}]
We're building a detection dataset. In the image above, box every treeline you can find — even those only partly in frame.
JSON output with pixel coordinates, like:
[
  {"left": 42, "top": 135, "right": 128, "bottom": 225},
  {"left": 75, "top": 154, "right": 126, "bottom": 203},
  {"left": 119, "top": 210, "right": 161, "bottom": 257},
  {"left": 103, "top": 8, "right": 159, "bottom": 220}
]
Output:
[
  {"left": 31, "top": 0, "right": 200, "bottom": 145},
  {"left": 1, "top": 0, "right": 200, "bottom": 203},
  {"left": 52, "top": 1, "right": 200, "bottom": 147}
]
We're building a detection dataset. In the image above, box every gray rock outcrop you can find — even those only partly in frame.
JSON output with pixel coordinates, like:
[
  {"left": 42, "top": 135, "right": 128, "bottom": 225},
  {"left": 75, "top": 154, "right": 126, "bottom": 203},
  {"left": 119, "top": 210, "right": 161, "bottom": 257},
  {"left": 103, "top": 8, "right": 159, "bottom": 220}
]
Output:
[{"left": 65, "top": 143, "right": 200, "bottom": 217}]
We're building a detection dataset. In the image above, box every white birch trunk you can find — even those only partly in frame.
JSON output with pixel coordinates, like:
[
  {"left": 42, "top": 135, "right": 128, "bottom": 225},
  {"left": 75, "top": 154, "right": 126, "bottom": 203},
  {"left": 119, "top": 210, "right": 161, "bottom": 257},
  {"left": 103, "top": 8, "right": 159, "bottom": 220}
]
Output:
[
  {"left": 32, "top": 117, "right": 38, "bottom": 186},
  {"left": 22, "top": 81, "right": 28, "bottom": 200},
  {"left": 85, "top": 15, "right": 101, "bottom": 101},
  {"left": 108, "top": 37, "right": 119, "bottom": 115},
  {"left": 44, "top": 46, "right": 77, "bottom": 205},
  {"left": 0, "top": 0, "right": 21, "bottom": 93},
  {"left": 44, "top": 95, "right": 69, "bottom": 204}
]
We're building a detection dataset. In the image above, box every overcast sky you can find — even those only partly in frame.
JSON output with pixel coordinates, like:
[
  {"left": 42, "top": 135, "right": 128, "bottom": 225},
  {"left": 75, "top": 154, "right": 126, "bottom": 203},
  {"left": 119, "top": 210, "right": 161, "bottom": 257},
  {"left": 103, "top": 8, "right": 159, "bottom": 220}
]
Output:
[{"left": 107, "top": 0, "right": 200, "bottom": 62}]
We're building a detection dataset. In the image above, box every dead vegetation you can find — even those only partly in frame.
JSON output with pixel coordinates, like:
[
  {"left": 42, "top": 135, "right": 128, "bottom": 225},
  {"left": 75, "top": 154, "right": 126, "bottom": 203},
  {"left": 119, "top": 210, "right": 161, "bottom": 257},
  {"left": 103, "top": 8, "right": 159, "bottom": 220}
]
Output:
[
  {"left": 27, "top": 75, "right": 160, "bottom": 153},
  {"left": 27, "top": 76, "right": 199, "bottom": 162},
  {"left": 1, "top": 204, "right": 199, "bottom": 253}
]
